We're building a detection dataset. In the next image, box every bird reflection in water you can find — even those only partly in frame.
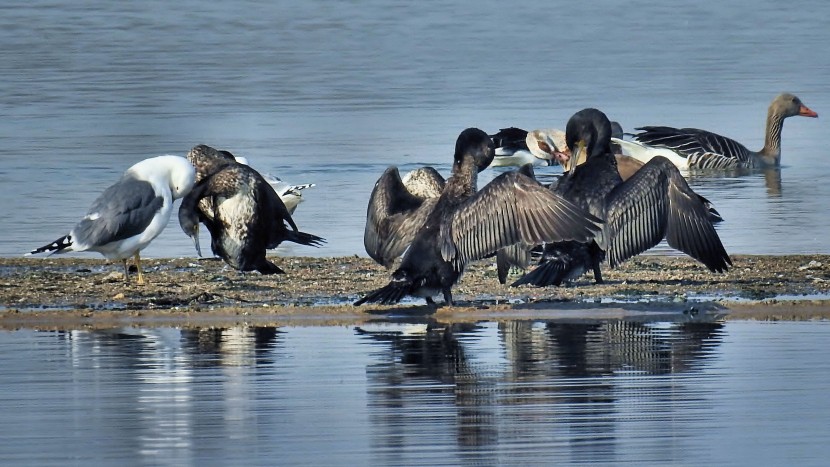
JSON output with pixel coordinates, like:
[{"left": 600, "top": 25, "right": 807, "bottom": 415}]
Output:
[{"left": 357, "top": 318, "right": 724, "bottom": 463}]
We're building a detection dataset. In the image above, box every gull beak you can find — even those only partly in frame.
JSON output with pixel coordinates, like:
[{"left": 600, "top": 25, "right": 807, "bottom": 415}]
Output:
[{"left": 566, "top": 140, "right": 586, "bottom": 175}]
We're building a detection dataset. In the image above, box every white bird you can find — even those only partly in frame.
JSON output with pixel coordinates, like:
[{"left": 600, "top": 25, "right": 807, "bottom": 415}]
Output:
[{"left": 27, "top": 155, "right": 196, "bottom": 284}]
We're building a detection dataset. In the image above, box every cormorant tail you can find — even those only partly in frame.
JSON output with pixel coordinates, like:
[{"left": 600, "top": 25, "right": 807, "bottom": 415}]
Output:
[
  {"left": 285, "top": 230, "right": 326, "bottom": 247},
  {"left": 354, "top": 270, "right": 412, "bottom": 306},
  {"left": 511, "top": 258, "right": 571, "bottom": 287}
]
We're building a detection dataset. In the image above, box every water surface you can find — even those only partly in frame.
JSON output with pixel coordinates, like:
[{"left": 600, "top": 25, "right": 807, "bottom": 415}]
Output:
[
  {"left": 0, "top": 0, "right": 828, "bottom": 259},
  {"left": 1, "top": 318, "right": 829, "bottom": 465}
]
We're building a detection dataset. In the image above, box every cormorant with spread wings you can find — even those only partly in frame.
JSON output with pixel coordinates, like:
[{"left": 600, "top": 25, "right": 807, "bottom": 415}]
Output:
[
  {"left": 355, "top": 127, "right": 603, "bottom": 306},
  {"left": 513, "top": 108, "right": 731, "bottom": 288}
]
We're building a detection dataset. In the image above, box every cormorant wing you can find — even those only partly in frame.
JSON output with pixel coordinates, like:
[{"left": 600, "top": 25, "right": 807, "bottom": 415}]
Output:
[
  {"left": 604, "top": 156, "right": 732, "bottom": 271},
  {"left": 494, "top": 164, "right": 540, "bottom": 283},
  {"left": 364, "top": 166, "right": 444, "bottom": 268},
  {"left": 443, "top": 171, "right": 603, "bottom": 269}
]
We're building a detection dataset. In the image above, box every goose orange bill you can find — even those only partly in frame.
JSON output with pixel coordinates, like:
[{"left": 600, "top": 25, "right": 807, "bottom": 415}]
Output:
[{"left": 799, "top": 104, "right": 818, "bottom": 117}]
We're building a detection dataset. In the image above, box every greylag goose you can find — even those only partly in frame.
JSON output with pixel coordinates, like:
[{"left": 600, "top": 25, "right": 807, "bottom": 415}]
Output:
[
  {"left": 178, "top": 144, "right": 324, "bottom": 274},
  {"left": 629, "top": 93, "right": 817, "bottom": 169},
  {"left": 27, "top": 156, "right": 196, "bottom": 284},
  {"left": 356, "top": 128, "right": 602, "bottom": 306},
  {"left": 512, "top": 108, "right": 731, "bottom": 288}
]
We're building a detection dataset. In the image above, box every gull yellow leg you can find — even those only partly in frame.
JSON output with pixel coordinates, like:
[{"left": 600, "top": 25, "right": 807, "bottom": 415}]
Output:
[{"left": 134, "top": 252, "right": 145, "bottom": 285}]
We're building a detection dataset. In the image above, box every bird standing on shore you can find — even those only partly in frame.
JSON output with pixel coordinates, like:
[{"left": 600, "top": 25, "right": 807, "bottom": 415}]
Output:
[
  {"left": 513, "top": 108, "right": 731, "bottom": 288},
  {"left": 179, "top": 144, "right": 324, "bottom": 274},
  {"left": 355, "top": 128, "right": 603, "bottom": 306},
  {"left": 27, "top": 155, "right": 196, "bottom": 284}
]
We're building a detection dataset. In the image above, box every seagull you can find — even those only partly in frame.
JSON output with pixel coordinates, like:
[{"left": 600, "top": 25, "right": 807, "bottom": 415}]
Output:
[{"left": 27, "top": 155, "right": 196, "bottom": 284}]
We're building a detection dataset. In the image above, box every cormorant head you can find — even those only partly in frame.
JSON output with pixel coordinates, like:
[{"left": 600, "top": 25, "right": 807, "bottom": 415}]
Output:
[
  {"left": 186, "top": 144, "right": 238, "bottom": 182},
  {"left": 564, "top": 108, "right": 613, "bottom": 174},
  {"left": 178, "top": 199, "right": 203, "bottom": 257},
  {"left": 454, "top": 127, "right": 495, "bottom": 172}
]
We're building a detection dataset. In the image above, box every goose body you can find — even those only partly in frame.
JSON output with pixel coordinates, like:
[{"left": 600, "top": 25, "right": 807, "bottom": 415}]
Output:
[
  {"left": 356, "top": 128, "right": 603, "bottom": 306},
  {"left": 631, "top": 93, "right": 817, "bottom": 169},
  {"left": 512, "top": 109, "right": 731, "bottom": 288}
]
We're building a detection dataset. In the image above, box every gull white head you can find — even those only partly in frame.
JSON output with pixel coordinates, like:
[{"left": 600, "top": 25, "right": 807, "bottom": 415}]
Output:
[{"left": 126, "top": 155, "right": 196, "bottom": 199}]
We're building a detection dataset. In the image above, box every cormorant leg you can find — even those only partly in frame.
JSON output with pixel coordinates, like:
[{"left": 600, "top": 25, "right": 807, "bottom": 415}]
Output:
[
  {"left": 590, "top": 244, "right": 604, "bottom": 284},
  {"left": 443, "top": 289, "right": 453, "bottom": 306},
  {"left": 592, "top": 261, "right": 604, "bottom": 284},
  {"left": 425, "top": 296, "right": 436, "bottom": 306},
  {"left": 134, "top": 252, "right": 145, "bottom": 285}
]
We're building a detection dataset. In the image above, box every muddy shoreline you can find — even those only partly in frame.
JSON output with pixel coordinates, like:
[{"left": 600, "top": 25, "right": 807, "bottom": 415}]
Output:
[{"left": 1, "top": 254, "right": 830, "bottom": 329}]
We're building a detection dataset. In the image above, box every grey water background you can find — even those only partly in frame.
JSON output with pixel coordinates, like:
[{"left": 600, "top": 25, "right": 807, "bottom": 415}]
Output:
[
  {"left": 2, "top": 1, "right": 830, "bottom": 465},
  {"left": 0, "top": 0, "right": 828, "bottom": 259},
  {"left": 2, "top": 319, "right": 830, "bottom": 466}
]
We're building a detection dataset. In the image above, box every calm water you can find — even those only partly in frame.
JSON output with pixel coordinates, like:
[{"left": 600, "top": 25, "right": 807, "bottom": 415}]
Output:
[
  {"left": 1, "top": 318, "right": 830, "bottom": 465},
  {"left": 0, "top": 0, "right": 828, "bottom": 259}
]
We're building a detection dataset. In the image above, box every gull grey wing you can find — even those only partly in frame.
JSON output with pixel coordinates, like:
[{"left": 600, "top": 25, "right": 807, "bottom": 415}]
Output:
[
  {"left": 364, "top": 166, "right": 442, "bottom": 268},
  {"left": 444, "top": 171, "right": 603, "bottom": 268},
  {"left": 604, "top": 156, "right": 731, "bottom": 271},
  {"left": 73, "top": 178, "right": 163, "bottom": 248}
]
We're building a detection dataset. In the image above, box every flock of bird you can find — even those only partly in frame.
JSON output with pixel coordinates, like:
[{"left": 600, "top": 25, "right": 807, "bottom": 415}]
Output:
[{"left": 27, "top": 93, "right": 818, "bottom": 306}]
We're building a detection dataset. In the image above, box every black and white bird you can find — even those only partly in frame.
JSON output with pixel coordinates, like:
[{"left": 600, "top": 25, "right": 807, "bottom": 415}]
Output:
[
  {"left": 512, "top": 108, "right": 731, "bottom": 288},
  {"left": 489, "top": 127, "right": 560, "bottom": 167},
  {"left": 355, "top": 128, "right": 603, "bottom": 306},
  {"left": 231, "top": 154, "right": 314, "bottom": 215},
  {"left": 178, "top": 144, "right": 324, "bottom": 274},
  {"left": 27, "top": 155, "right": 196, "bottom": 284},
  {"left": 626, "top": 93, "right": 818, "bottom": 169}
]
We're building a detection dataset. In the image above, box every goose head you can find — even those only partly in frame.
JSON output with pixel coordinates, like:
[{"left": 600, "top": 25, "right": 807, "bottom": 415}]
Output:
[{"left": 772, "top": 93, "right": 818, "bottom": 118}]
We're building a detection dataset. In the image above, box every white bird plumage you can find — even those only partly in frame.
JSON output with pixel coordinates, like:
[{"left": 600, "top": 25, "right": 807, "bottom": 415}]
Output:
[{"left": 27, "top": 155, "right": 196, "bottom": 284}]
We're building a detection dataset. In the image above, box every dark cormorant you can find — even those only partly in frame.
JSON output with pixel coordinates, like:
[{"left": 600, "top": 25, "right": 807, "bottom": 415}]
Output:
[
  {"left": 512, "top": 108, "right": 731, "bottom": 287},
  {"left": 355, "top": 128, "right": 603, "bottom": 306},
  {"left": 178, "top": 144, "right": 324, "bottom": 274}
]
